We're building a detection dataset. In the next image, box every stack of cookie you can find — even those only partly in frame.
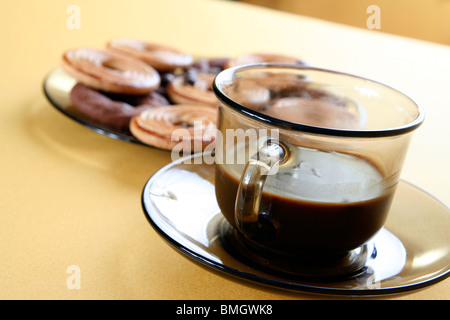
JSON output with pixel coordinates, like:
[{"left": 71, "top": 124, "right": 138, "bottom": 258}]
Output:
[{"left": 61, "top": 39, "right": 304, "bottom": 151}]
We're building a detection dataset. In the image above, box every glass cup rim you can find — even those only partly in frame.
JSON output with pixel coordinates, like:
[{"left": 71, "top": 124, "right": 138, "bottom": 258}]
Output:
[{"left": 212, "top": 63, "right": 425, "bottom": 138}]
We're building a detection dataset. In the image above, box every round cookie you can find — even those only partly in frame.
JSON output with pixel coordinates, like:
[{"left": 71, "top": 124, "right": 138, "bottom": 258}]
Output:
[
  {"left": 225, "top": 53, "right": 306, "bottom": 69},
  {"left": 166, "top": 71, "right": 217, "bottom": 107},
  {"left": 266, "top": 97, "right": 363, "bottom": 130},
  {"left": 70, "top": 83, "right": 169, "bottom": 129},
  {"left": 130, "top": 104, "right": 217, "bottom": 151},
  {"left": 62, "top": 48, "right": 160, "bottom": 95},
  {"left": 107, "top": 39, "right": 194, "bottom": 72}
]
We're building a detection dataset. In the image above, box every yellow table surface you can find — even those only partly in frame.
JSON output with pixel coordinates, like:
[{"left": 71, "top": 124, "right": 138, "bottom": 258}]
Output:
[{"left": 0, "top": 0, "right": 448, "bottom": 300}]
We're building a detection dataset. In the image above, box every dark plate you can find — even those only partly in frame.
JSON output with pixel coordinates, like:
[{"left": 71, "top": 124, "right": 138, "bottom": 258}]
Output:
[{"left": 43, "top": 67, "right": 148, "bottom": 146}]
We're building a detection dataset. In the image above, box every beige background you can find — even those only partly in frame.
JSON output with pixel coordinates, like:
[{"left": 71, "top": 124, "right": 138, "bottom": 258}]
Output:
[
  {"left": 240, "top": 0, "right": 450, "bottom": 45},
  {"left": 0, "top": 0, "right": 448, "bottom": 299}
]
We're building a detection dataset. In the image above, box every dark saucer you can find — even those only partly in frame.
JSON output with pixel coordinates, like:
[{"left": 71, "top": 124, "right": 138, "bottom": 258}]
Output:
[{"left": 141, "top": 153, "right": 450, "bottom": 295}]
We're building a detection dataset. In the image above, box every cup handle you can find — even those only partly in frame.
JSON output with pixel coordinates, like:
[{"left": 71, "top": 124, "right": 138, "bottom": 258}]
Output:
[{"left": 235, "top": 139, "right": 286, "bottom": 240}]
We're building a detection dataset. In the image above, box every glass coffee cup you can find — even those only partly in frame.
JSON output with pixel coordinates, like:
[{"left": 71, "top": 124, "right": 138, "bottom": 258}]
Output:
[{"left": 212, "top": 64, "right": 424, "bottom": 278}]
